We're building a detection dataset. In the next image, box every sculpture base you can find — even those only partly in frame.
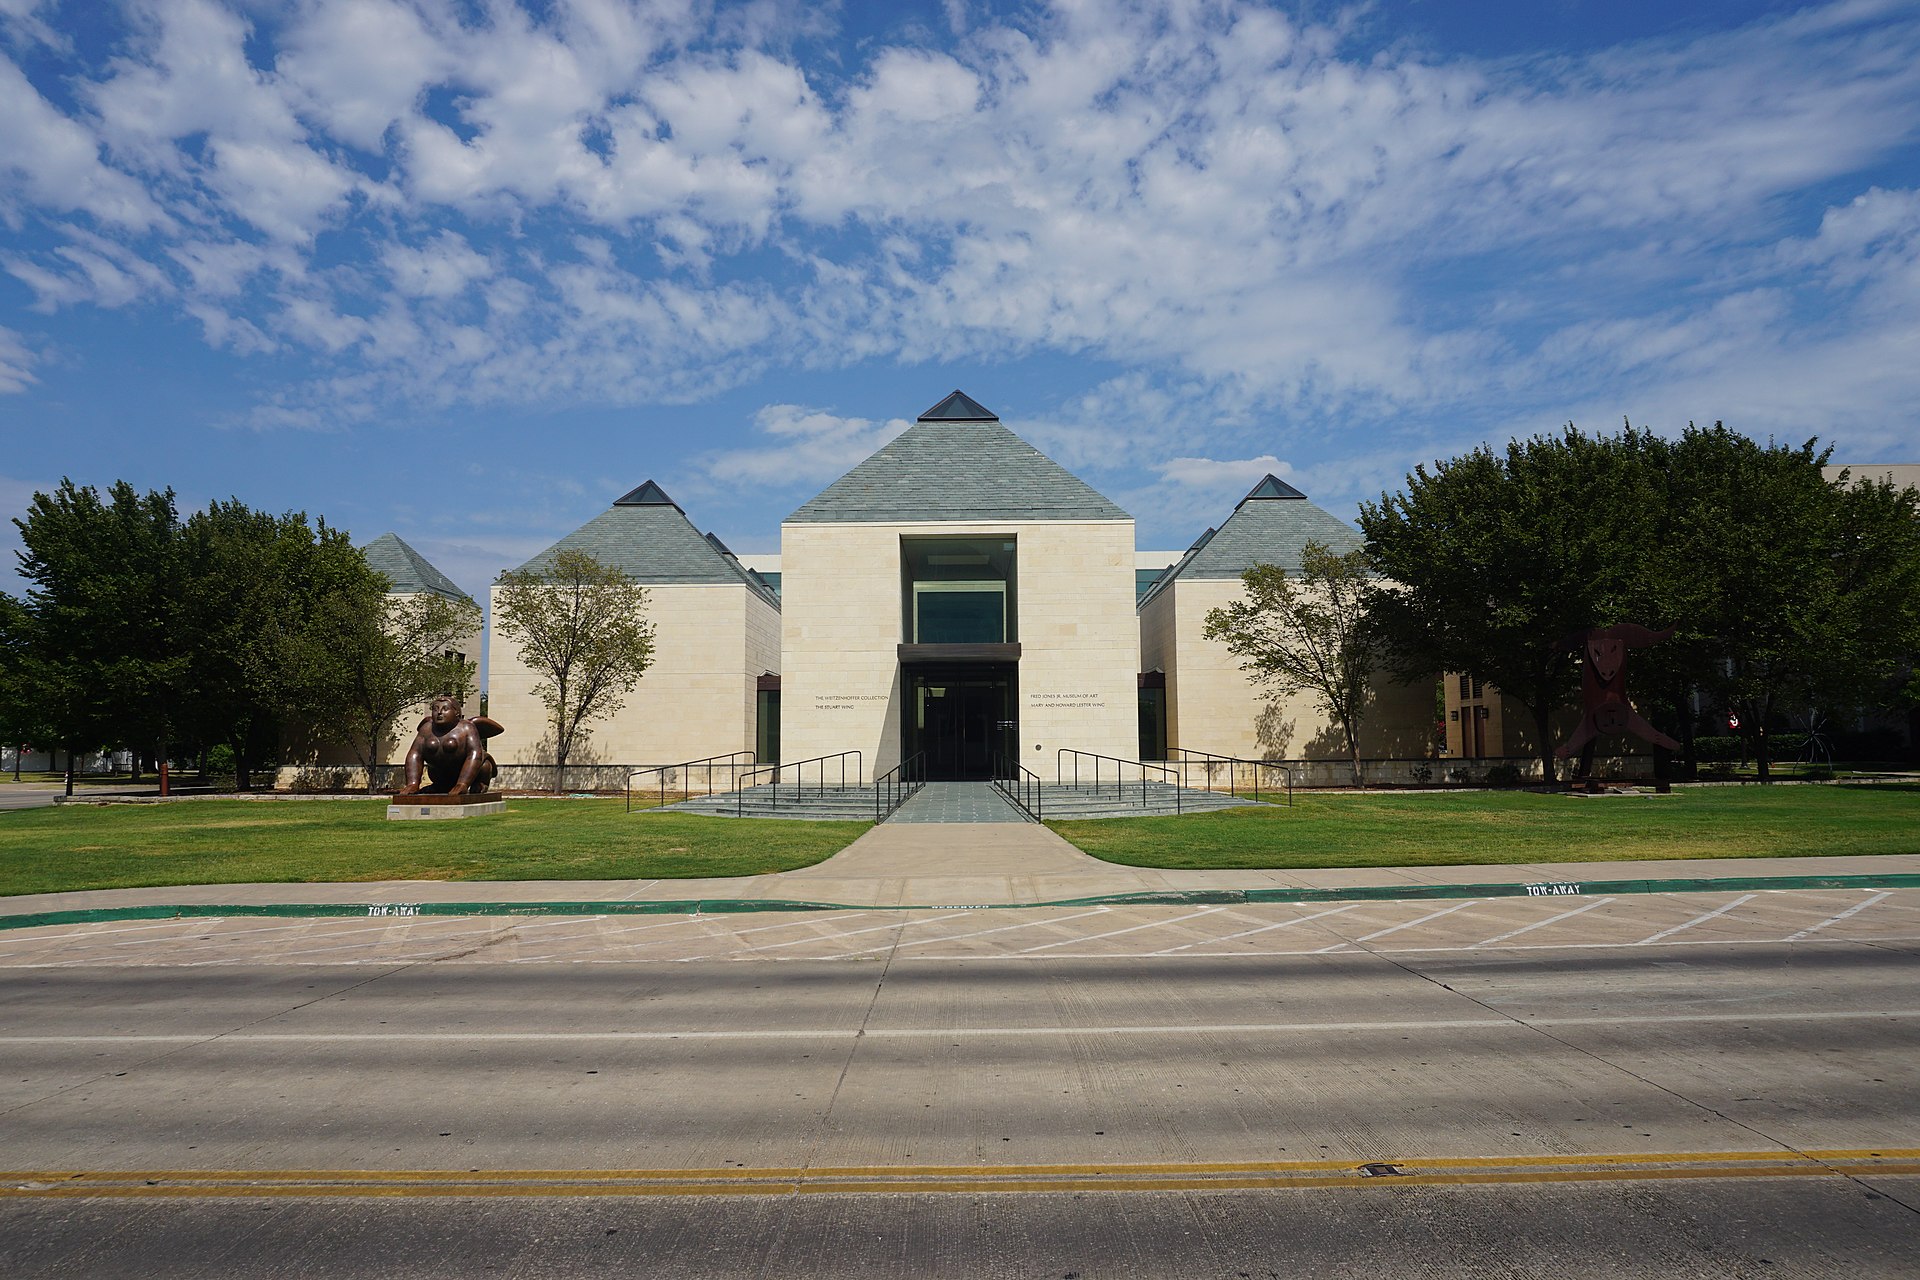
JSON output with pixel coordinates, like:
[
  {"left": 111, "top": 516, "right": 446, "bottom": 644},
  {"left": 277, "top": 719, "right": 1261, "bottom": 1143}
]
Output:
[{"left": 386, "top": 793, "right": 506, "bottom": 821}]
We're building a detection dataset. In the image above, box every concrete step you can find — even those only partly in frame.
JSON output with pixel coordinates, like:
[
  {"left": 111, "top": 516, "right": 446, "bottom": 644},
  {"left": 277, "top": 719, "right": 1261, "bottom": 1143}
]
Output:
[
  {"left": 1001, "top": 784, "right": 1268, "bottom": 820},
  {"left": 651, "top": 781, "right": 1268, "bottom": 822},
  {"left": 653, "top": 784, "right": 890, "bottom": 822}
]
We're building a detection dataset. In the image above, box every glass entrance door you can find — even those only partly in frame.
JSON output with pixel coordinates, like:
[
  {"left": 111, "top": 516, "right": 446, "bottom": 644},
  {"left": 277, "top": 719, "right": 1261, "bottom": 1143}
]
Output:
[{"left": 905, "top": 665, "right": 1017, "bottom": 781}]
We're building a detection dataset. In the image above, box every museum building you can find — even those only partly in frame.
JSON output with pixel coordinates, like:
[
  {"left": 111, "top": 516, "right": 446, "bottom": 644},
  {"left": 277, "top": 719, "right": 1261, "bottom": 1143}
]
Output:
[{"left": 483, "top": 391, "right": 1434, "bottom": 783}]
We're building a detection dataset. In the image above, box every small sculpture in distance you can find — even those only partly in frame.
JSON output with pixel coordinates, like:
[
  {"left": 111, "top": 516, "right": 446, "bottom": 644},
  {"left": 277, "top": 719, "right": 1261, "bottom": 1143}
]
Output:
[
  {"left": 1554, "top": 623, "right": 1681, "bottom": 767},
  {"left": 394, "top": 694, "right": 503, "bottom": 796}
]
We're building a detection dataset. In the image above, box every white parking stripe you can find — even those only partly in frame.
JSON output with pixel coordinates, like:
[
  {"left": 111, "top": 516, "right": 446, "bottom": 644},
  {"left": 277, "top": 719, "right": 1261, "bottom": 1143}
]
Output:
[
  {"left": 1152, "top": 904, "right": 1362, "bottom": 954},
  {"left": 674, "top": 911, "right": 974, "bottom": 960},
  {"left": 1020, "top": 906, "right": 1228, "bottom": 953},
  {"left": 825, "top": 909, "right": 1111, "bottom": 959},
  {"left": 1476, "top": 897, "right": 1616, "bottom": 945},
  {"left": 726, "top": 911, "right": 872, "bottom": 936},
  {"left": 1314, "top": 900, "right": 1482, "bottom": 952},
  {"left": 1635, "top": 894, "right": 1757, "bottom": 945},
  {"left": 1786, "top": 891, "right": 1893, "bottom": 941},
  {"left": 24, "top": 919, "right": 205, "bottom": 941}
]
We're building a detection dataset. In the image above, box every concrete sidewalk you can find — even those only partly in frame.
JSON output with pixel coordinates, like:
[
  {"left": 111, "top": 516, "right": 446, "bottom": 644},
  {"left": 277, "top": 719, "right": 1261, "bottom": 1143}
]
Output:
[{"left": 5, "top": 811, "right": 1920, "bottom": 917}]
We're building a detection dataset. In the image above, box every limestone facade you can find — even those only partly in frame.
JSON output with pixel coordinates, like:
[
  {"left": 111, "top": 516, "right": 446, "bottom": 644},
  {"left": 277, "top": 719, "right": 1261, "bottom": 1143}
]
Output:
[
  {"left": 779, "top": 518, "right": 1138, "bottom": 776},
  {"left": 1139, "top": 575, "right": 1432, "bottom": 763},
  {"left": 488, "top": 580, "right": 778, "bottom": 772}
]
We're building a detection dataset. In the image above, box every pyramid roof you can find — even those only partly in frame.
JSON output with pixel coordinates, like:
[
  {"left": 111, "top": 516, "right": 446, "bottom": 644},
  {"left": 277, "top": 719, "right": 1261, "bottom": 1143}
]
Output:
[
  {"left": 1138, "top": 476, "right": 1362, "bottom": 607},
  {"left": 511, "top": 482, "right": 778, "bottom": 607},
  {"left": 786, "top": 391, "right": 1129, "bottom": 524},
  {"left": 361, "top": 533, "right": 470, "bottom": 602}
]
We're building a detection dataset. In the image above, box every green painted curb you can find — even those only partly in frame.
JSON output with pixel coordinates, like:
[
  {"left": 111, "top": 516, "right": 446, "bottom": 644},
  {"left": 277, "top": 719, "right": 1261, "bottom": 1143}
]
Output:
[{"left": 3, "top": 872, "right": 1918, "bottom": 933}]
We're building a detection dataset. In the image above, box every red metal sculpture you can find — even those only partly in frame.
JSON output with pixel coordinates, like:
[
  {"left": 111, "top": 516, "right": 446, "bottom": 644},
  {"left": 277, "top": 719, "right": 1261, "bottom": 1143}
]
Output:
[{"left": 1554, "top": 624, "right": 1680, "bottom": 765}]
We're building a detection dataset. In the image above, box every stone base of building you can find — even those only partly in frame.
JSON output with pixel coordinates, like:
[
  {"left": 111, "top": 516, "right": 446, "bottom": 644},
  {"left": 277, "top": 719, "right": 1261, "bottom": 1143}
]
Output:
[{"left": 385, "top": 794, "right": 506, "bottom": 820}]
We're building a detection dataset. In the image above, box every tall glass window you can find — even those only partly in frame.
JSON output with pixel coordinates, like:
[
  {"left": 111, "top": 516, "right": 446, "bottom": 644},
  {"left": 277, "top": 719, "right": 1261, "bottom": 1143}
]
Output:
[{"left": 901, "top": 537, "right": 1017, "bottom": 644}]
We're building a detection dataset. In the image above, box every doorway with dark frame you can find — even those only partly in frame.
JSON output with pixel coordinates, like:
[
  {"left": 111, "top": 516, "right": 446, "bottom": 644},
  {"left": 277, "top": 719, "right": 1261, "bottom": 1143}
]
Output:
[{"left": 903, "top": 664, "right": 1017, "bottom": 781}]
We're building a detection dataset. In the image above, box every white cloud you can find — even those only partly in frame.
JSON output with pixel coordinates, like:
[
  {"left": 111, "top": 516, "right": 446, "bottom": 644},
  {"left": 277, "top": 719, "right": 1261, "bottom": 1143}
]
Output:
[
  {"left": 693, "top": 405, "right": 911, "bottom": 488},
  {"left": 4, "top": 225, "right": 171, "bottom": 309},
  {"left": 0, "top": 325, "right": 35, "bottom": 391},
  {"left": 204, "top": 136, "right": 358, "bottom": 244},
  {"left": 2, "top": 0, "right": 1919, "bottom": 465},
  {"left": 382, "top": 230, "right": 492, "bottom": 299},
  {"left": 0, "top": 56, "right": 164, "bottom": 229},
  {"left": 276, "top": 0, "right": 452, "bottom": 151},
  {"left": 1158, "top": 454, "right": 1295, "bottom": 492}
]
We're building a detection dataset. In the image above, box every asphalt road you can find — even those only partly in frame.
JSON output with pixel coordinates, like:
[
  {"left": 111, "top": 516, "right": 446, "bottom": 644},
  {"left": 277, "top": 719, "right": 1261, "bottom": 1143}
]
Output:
[{"left": 3, "top": 925, "right": 1918, "bottom": 1276}]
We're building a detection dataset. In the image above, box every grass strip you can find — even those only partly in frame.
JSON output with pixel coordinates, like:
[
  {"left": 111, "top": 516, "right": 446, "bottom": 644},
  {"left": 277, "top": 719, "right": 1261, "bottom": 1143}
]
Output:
[
  {"left": 0, "top": 798, "right": 867, "bottom": 896},
  {"left": 1049, "top": 784, "right": 1920, "bottom": 869}
]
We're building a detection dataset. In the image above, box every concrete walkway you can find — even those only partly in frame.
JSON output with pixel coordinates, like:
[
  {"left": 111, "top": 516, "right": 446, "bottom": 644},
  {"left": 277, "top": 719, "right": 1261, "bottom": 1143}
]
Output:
[{"left": 886, "top": 781, "right": 1028, "bottom": 823}]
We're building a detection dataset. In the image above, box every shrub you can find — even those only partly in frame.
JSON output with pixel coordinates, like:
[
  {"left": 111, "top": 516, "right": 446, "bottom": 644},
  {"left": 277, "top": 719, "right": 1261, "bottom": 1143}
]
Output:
[
  {"left": 203, "top": 744, "right": 235, "bottom": 777},
  {"left": 1485, "top": 763, "right": 1525, "bottom": 786}
]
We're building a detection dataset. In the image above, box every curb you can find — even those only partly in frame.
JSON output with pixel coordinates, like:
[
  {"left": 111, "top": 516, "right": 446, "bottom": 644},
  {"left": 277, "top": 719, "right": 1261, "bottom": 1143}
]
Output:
[{"left": 4, "top": 872, "right": 1918, "bottom": 933}]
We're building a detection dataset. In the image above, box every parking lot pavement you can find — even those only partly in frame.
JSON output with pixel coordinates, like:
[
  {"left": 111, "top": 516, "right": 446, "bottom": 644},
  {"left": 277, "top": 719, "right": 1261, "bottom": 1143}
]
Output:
[{"left": 1, "top": 885, "right": 1915, "bottom": 967}]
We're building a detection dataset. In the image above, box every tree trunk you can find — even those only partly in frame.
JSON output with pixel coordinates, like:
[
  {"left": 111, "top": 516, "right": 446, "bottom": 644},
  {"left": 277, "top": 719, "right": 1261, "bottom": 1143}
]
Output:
[
  {"left": 64, "top": 748, "right": 75, "bottom": 798},
  {"left": 1678, "top": 681, "right": 1697, "bottom": 781},
  {"left": 1532, "top": 701, "right": 1558, "bottom": 784},
  {"left": 1345, "top": 724, "right": 1364, "bottom": 789}
]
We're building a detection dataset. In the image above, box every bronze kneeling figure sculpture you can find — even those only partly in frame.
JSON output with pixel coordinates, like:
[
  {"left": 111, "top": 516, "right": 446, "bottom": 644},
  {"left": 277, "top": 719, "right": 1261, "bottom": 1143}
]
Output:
[{"left": 395, "top": 694, "right": 503, "bottom": 796}]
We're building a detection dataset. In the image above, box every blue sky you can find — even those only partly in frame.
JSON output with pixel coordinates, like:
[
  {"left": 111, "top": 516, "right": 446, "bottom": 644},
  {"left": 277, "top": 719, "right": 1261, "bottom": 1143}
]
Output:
[{"left": 4, "top": 0, "right": 1919, "bottom": 604}]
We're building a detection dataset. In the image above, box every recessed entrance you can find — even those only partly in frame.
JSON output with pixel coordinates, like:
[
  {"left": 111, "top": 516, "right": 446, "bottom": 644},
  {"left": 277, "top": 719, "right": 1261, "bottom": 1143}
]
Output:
[{"left": 904, "top": 664, "right": 1017, "bottom": 781}]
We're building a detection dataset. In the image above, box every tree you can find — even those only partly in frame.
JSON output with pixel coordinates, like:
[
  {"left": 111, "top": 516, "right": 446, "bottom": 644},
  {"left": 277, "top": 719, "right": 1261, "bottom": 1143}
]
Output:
[
  {"left": 11, "top": 480, "right": 188, "bottom": 794},
  {"left": 179, "top": 501, "right": 388, "bottom": 789},
  {"left": 1656, "top": 426, "right": 1920, "bottom": 778},
  {"left": 1359, "top": 427, "right": 1671, "bottom": 782},
  {"left": 1363, "top": 421, "right": 1920, "bottom": 784},
  {"left": 322, "top": 589, "right": 482, "bottom": 788},
  {"left": 0, "top": 593, "right": 52, "bottom": 781},
  {"left": 1201, "top": 541, "right": 1381, "bottom": 786},
  {"left": 493, "top": 549, "right": 654, "bottom": 791}
]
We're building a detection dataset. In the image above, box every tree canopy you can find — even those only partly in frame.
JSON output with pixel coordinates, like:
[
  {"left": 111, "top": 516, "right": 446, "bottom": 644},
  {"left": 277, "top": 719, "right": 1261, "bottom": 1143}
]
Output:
[
  {"left": 1201, "top": 541, "right": 1381, "bottom": 786},
  {"left": 493, "top": 548, "right": 654, "bottom": 790},
  {"left": 324, "top": 589, "right": 481, "bottom": 785},
  {"left": 7, "top": 480, "right": 405, "bottom": 789},
  {"left": 1361, "top": 423, "right": 1920, "bottom": 779}
]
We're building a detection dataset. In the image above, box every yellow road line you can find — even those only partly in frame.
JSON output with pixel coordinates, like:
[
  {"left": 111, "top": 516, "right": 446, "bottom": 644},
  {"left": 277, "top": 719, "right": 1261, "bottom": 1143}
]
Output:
[
  {"left": 5, "top": 1151, "right": 1918, "bottom": 1199},
  {"left": 9, "top": 1147, "right": 1917, "bottom": 1183}
]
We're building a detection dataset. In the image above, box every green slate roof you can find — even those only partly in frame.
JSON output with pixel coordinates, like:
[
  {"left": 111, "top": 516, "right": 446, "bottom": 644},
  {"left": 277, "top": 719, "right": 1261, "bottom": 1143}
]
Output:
[
  {"left": 361, "top": 533, "right": 470, "bottom": 602},
  {"left": 1138, "top": 475, "right": 1362, "bottom": 607},
  {"left": 787, "top": 392, "right": 1130, "bottom": 524},
  {"left": 511, "top": 482, "right": 779, "bottom": 608}
]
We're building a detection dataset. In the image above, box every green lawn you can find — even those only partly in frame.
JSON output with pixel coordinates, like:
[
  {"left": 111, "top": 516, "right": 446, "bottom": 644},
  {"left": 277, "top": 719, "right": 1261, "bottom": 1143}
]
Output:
[
  {"left": 1050, "top": 784, "right": 1920, "bottom": 869},
  {"left": 0, "top": 799, "right": 868, "bottom": 897}
]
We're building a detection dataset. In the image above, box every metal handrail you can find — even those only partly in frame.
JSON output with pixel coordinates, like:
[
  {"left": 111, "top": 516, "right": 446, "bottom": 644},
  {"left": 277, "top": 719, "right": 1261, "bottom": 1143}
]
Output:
[
  {"left": 1167, "top": 748, "right": 1294, "bottom": 808},
  {"left": 733, "top": 750, "right": 863, "bottom": 817},
  {"left": 1056, "top": 748, "right": 1182, "bottom": 815},
  {"left": 991, "top": 754, "right": 1043, "bottom": 822},
  {"left": 625, "top": 751, "right": 756, "bottom": 813},
  {"left": 874, "top": 752, "right": 927, "bottom": 823}
]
